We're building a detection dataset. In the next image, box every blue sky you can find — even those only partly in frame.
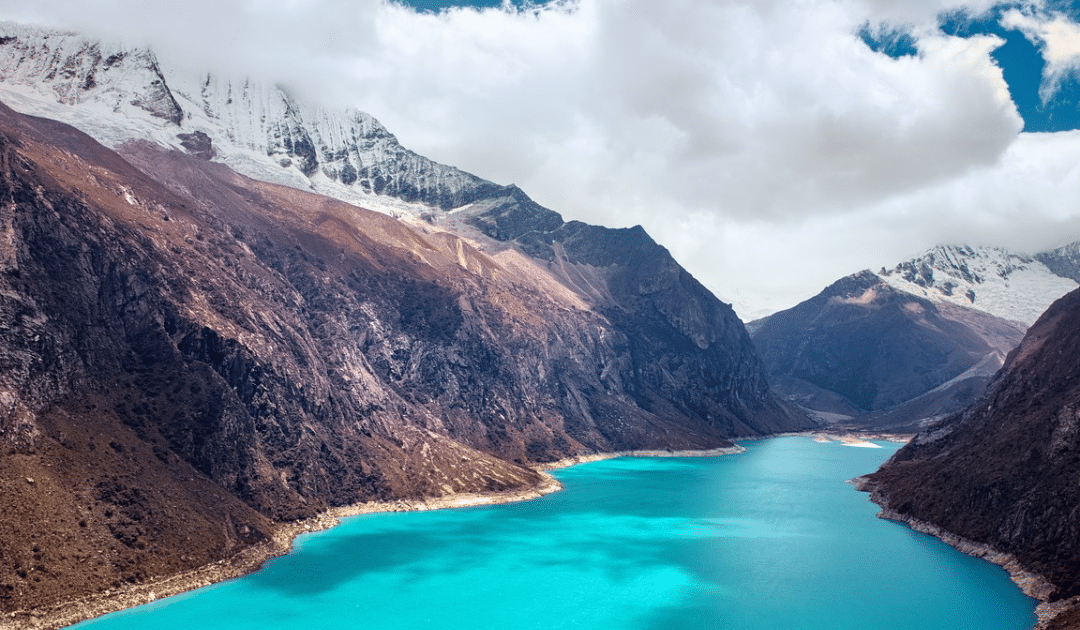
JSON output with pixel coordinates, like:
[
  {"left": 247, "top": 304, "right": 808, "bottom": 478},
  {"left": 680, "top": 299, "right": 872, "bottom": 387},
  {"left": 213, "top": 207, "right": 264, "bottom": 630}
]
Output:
[
  {"left": 861, "top": 2, "right": 1080, "bottom": 133},
  {"left": 2, "top": 0, "right": 1080, "bottom": 317}
]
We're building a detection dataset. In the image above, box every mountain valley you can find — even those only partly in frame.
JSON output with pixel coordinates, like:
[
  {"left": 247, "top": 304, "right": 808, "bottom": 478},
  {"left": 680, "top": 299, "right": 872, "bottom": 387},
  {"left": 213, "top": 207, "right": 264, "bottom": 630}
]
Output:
[
  {"left": 0, "top": 25, "right": 812, "bottom": 626},
  {"left": 3, "top": 18, "right": 1080, "bottom": 630}
]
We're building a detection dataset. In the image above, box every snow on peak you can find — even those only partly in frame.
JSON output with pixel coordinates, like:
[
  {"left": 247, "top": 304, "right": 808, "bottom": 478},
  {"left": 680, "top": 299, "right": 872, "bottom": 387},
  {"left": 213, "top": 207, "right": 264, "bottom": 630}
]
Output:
[
  {"left": 878, "top": 244, "right": 1078, "bottom": 326},
  {"left": 0, "top": 22, "right": 503, "bottom": 217}
]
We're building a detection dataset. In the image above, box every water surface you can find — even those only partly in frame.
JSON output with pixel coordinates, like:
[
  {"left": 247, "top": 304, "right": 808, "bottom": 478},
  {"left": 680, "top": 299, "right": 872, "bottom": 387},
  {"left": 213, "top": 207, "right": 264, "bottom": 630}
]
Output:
[{"left": 74, "top": 437, "right": 1037, "bottom": 630}]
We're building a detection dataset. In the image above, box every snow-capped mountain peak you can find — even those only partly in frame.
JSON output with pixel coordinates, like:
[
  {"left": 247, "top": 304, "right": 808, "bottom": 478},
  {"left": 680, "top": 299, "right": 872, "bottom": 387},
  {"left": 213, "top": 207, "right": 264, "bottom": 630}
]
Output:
[
  {"left": 878, "top": 244, "right": 1078, "bottom": 326},
  {"left": 0, "top": 24, "right": 182, "bottom": 124},
  {"left": 0, "top": 22, "right": 505, "bottom": 218}
]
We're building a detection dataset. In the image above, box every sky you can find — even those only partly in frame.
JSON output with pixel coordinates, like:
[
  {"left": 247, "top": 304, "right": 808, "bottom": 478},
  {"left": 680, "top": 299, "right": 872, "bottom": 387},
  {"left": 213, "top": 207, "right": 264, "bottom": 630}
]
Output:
[{"left": 1, "top": 0, "right": 1080, "bottom": 319}]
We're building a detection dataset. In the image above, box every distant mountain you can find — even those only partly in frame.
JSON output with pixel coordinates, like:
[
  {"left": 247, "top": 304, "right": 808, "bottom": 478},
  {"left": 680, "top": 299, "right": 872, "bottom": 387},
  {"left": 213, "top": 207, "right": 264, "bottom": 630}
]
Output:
[
  {"left": 749, "top": 269, "right": 1024, "bottom": 430},
  {"left": 750, "top": 244, "right": 1078, "bottom": 430},
  {"left": 0, "top": 24, "right": 812, "bottom": 623},
  {"left": 863, "top": 286, "right": 1080, "bottom": 628},
  {"left": 877, "top": 244, "right": 1077, "bottom": 327}
]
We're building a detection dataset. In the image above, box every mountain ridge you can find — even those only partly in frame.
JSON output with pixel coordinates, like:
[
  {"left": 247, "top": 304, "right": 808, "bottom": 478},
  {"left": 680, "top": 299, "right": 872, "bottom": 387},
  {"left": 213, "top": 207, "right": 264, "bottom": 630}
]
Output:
[
  {"left": 0, "top": 24, "right": 813, "bottom": 625},
  {"left": 878, "top": 244, "right": 1078, "bottom": 327},
  {"left": 0, "top": 21, "right": 506, "bottom": 216}
]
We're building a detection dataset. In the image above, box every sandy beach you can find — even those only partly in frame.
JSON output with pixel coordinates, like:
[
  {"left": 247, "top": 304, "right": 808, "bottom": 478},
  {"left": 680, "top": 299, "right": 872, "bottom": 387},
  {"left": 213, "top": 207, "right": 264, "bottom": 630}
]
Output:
[
  {"left": 811, "top": 433, "right": 885, "bottom": 448},
  {"left": 745, "top": 430, "right": 912, "bottom": 447}
]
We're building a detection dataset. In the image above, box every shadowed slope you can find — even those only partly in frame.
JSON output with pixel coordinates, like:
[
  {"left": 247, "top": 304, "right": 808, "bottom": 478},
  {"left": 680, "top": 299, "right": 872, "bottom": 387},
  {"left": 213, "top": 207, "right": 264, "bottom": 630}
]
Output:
[{"left": 750, "top": 271, "right": 1023, "bottom": 429}]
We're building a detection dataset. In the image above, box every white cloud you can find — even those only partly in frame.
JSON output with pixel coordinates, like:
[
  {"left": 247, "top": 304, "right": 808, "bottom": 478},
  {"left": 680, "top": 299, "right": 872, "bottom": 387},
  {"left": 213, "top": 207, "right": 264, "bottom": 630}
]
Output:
[
  {"left": 856, "top": 0, "right": 1000, "bottom": 25},
  {"left": 0, "top": 0, "right": 1076, "bottom": 319},
  {"left": 700, "top": 129, "right": 1080, "bottom": 319},
  {"left": 1001, "top": 7, "right": 1080, "bottom": 101}
]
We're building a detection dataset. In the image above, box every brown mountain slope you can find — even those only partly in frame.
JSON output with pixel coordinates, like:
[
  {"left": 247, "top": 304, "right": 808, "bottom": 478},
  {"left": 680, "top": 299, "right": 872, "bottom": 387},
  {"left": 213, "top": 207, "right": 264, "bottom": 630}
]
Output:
[
  {"left": 864, "top": 286, "right": 1080, "bottom": 627},
  {"left": 0, "top": 100, "right": 809, "bottom": 617}
]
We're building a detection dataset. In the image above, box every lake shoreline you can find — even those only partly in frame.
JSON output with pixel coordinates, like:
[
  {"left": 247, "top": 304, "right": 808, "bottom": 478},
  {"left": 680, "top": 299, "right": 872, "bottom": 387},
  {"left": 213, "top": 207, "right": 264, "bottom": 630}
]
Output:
[
  {"left": 533, "top": 445, "right": 747, "bottom": 470},
  {"left": 869, "top": 506, "right": 1071, "bottom": 630},
  {"left": 9, "top": 445, "right": 747, "bottom": 630},
  {"left": 15, "top": 435, "right": 1040, "bottom": 630},
  {"left": 849, "top": 474, "right": 1063, "bottom": 630}
]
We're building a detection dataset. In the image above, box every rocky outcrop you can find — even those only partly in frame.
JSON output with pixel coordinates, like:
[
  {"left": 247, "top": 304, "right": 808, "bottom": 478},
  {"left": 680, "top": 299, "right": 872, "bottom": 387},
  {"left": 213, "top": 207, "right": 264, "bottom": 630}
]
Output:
[
  {"left": 177, "top": 130, "right": 212, "bottom": 160},
  {"left": 864, "top": 286, "right": 1080, "bottom": 626},
  {"left": 0, "top": 97, "right": 809, "bottom": 616},
  {"left": 1036, "top": 241, "right": 1080, "bottom": 284}
]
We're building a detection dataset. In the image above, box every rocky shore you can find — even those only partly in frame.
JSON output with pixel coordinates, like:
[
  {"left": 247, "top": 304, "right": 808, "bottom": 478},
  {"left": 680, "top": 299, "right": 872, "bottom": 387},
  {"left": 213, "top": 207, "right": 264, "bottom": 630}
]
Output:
[
  {"left": 876, "top": 507, "right": 1077, "bottom": 630},
  {"left": 12, "top": 445, "right": 756, "bottom": 630},
  {"left": 533, "top": 445, "right": 747, "bottom": 471},
  {"left": 7, "top": 445, "right": 754, "bottom": 630},
  {"left": 850, "top": 477, "right": 1069, "bottom": 630},
  {"left": 6, "top": 472, "right": 563, "bottom": 630}
]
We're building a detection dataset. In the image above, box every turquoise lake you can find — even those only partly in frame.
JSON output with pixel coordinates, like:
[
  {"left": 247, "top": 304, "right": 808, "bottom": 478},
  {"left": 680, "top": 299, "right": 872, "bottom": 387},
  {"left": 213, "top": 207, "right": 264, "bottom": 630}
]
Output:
[{"left": 73, "top": 437, "right": 1037, "bottom": 630}]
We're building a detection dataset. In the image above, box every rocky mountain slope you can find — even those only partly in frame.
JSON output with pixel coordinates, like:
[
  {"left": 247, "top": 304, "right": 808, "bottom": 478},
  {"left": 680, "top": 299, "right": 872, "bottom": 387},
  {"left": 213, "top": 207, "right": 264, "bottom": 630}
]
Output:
[
  {"left": 863, "top": 286, "right": 1080, "bottom": 629},
  {"left": 0, "top": 31, "right": 811, "bottom": 623},
  {"left": 1036, "top": 241, "right": 1080, "bottom": 284},
  {"left": 750, "top": 245, "right": 1078, "bottom": 430},
  {"left": 749, "top": 270, "right": 1025, "bottom": 430},
  {"left": 0, "top": 23, "right": 801, "bottom": 442}
]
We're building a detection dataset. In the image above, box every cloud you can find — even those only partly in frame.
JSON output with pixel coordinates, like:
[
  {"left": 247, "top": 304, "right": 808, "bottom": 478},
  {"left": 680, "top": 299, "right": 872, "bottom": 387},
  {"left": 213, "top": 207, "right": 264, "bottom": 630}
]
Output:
[
  {"left": 343, "top": 0, "right": 1022, "bottom": 222},
  {"left": 1001, "top": 7, "right": 1080, "bottom": 101},
  {"left": 702, "top": 129, "right": 1080, "bottom": 319},
  {"left": 856, "top": 0, "right": 1001, "bottom": 24},
  {"left": 0, "top": 0, "right": 1076, "bottom": 318}
]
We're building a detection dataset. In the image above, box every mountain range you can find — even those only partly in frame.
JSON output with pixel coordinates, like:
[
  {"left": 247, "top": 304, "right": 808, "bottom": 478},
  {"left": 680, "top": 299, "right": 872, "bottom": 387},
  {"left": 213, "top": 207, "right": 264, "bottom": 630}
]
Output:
[
  {"left": 0, "top": 22, "right": 500, "bottom": 215},
  {"left": 5, "top": 19, "right": 1080, "bottom": 630},
  {"left": 0, "top": 22, "right": 812, "bottom": 626},
  {"left": 750, "top": 244, "right": 1080, "bottom": 431}
]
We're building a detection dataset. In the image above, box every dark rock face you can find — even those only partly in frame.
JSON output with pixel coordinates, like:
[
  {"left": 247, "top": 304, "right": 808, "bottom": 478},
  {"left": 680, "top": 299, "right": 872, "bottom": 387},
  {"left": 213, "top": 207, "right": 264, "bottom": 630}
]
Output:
[
  {"left": 0, "top": 108, "right": 278, "bottom": 610},
  {"left": 0, "top": 100, "right": 808, "bottom": 613},
  {"left": 749, "top": 270, "right": 1024, "bottom": 429},
  {"left": 1037, "top": 242, "right": 1080, "bottom": 284},
  {"left": 462, "top": 194, "right": 807, "bottom": 438},
  {"left": 177, "top": 130, "right": 213, "bottom": 160},
  {"left": 466, "top": 185, "right": 565, "bottom": 241},
  {"left": 865, "top": 286, "right": 1080, "bottom": 607}
]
